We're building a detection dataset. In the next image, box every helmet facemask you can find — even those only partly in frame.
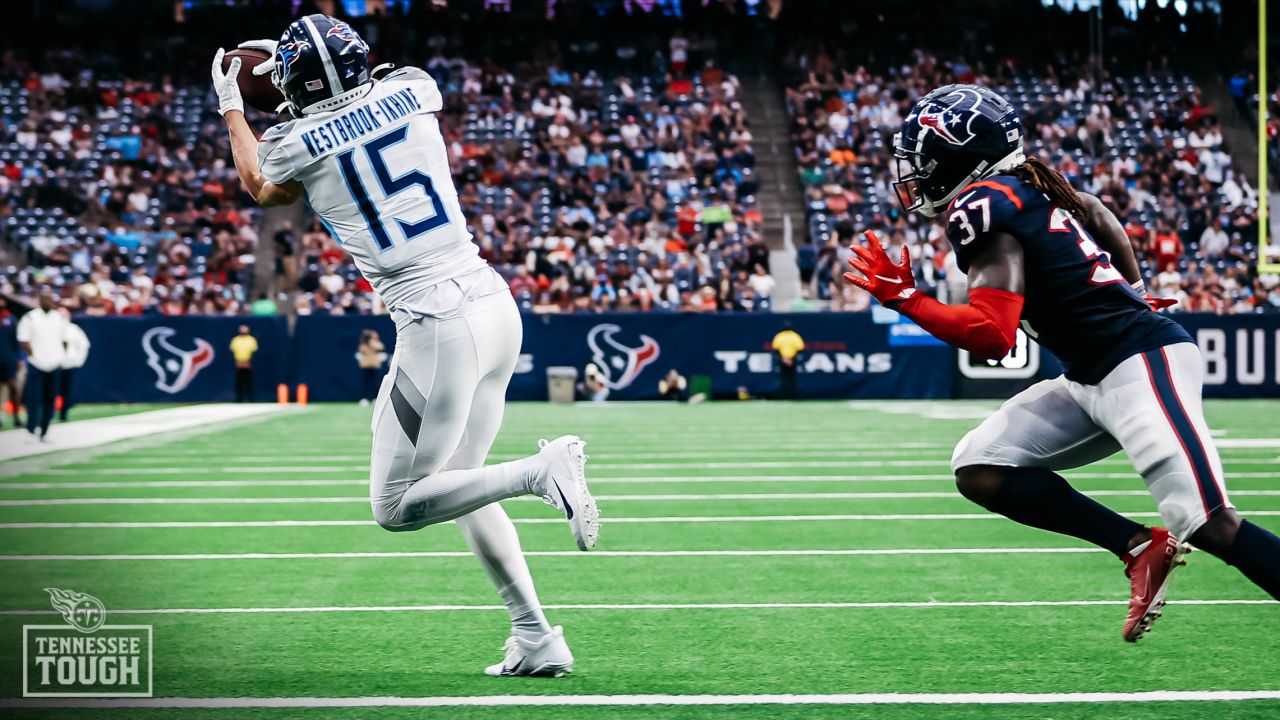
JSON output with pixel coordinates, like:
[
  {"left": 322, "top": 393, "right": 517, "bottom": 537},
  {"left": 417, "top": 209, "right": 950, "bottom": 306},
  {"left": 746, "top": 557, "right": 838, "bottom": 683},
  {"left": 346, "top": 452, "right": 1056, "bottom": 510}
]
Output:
[
  {"left": 892, "top": 131, "right": 1026, "bottom": 218},
  {"left": 269, "top": 61, "right": 296, "bottom": 116},
  {"left": 892, "top": 133, "right": 944, "bottom": 218}
]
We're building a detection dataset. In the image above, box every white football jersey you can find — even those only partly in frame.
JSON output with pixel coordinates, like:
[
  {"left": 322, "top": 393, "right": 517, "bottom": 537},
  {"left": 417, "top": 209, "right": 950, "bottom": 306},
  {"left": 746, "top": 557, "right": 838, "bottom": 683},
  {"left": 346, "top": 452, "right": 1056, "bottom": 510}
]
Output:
[{"left": 258, "top": 67, "right": 492, "bottom": 309}]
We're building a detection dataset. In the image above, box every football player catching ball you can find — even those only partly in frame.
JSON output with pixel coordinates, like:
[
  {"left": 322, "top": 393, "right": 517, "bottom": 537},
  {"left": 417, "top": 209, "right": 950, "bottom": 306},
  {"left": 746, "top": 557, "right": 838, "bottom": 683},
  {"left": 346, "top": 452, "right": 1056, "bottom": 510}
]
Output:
[{"left": 211, "top": 15, "right": 599, "bottom": 676}]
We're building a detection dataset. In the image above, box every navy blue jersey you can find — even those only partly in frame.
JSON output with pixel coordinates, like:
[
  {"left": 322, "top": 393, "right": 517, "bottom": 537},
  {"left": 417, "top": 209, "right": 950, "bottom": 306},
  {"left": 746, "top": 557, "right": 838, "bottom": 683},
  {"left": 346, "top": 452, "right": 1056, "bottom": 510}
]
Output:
[{"left": 945, "top": 175, "right": 1191, "bottom": 385}]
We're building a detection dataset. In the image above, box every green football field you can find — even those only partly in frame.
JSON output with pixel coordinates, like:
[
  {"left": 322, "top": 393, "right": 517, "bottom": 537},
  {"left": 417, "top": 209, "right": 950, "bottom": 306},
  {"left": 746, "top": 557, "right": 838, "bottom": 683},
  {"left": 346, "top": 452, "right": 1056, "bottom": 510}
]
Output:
[{"left": 1, "top": 400, "right": 1278, "bottom": 719}]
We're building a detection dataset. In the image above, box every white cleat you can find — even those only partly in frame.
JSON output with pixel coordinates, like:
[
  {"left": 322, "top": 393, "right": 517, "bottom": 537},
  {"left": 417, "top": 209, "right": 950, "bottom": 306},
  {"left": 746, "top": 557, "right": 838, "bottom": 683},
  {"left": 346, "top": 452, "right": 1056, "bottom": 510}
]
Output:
[
  {"left": 484, "top": 626, "right": 574, "bottom": 678},
  {"left": 535, "top": 435, "right": 598, "bottom": 551}
]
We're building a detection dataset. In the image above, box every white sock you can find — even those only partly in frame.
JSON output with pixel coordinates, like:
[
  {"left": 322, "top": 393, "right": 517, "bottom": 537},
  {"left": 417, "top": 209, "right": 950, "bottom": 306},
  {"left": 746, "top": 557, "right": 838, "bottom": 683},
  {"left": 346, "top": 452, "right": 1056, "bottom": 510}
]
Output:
[{"left": 456, "top": 503, "right": 552, "bottom": 642}]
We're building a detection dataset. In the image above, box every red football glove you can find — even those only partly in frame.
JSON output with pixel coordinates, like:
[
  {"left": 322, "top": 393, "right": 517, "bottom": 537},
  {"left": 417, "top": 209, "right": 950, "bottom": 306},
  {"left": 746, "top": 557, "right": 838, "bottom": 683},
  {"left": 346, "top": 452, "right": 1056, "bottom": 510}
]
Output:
[
  {"left": 1146, "top": 294, "right": 1178, "bottom": 312},
  {"left": 842, "top": 230, "right": 917, "bottom": 307}
]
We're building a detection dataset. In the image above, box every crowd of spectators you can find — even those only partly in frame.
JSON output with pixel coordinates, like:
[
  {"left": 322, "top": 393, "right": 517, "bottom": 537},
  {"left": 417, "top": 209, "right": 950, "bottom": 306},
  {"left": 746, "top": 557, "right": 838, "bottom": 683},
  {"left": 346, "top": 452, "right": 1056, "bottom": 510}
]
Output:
[
  {"left": 1, "top": 30, "right": 774, "bottom": 316},
  {"left": 786, "top": 48, "right": 1277, "bottom": 314},
  {"left": 1233, "top": 69, "right": 1280, "bottom": 220},
  {"left": 0, "top": 46, "right": 273, "bottom": 316},
  {"left": 396, "top": 33, "right": 772, "bottom": 314},
  {"left": 6, "top": 24, "right": 1275, "bottom": 318}
]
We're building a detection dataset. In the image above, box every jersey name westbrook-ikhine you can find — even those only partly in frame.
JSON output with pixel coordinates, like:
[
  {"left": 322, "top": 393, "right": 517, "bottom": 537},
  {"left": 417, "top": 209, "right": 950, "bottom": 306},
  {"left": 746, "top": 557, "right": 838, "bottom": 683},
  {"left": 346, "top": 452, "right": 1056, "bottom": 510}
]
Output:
[{"left": 299, "top": 87, "right": 424, "bottom": 159}]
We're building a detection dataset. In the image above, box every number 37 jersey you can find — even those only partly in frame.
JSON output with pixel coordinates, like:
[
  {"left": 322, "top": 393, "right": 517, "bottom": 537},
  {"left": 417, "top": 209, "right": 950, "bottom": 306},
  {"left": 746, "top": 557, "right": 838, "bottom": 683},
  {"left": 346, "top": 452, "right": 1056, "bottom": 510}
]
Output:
[
  {"left": 257, "top": 67, "right": 490, "bottom": 308},
  {"left": 945, "top": 175, "right": 1191, "bottom": 385}
]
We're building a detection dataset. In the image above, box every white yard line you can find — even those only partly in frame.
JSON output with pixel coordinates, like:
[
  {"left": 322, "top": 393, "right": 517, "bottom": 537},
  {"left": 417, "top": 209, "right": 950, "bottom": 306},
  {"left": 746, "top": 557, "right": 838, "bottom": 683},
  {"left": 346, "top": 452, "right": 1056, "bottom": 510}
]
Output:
[
  {"left": 0, "top": 547, "right": 1113, "bottom": 561},
  {"left": 6, "top": 511, "right": 1280, "bottom": 529},
  {"left": 0, "top": 479, "right": 368, "bottom": 490},
  {"left": 69, "top": 448, "right": 980, "bottom": 463},
  {"left": 1216, "top": 438, "right": 1280, "bottom": 448},
  {"left": 0, "top": 599, "right": 1273, "bottom": 618},
  {"left": 5, "top": 490, "right": 1280, "bottom": 506},
  {"left": 0, "top": 497, "right": 372, "bottom": 506},
  {"left": 38, "top": 457, "right": 1280, "bottom": 474},
  {"left": 40, "top": 466, "right": 370, "bottom": 475},
  {"left": 0, "top": 404, "right": 282, "bottom": 463},
  {"left": 103, "top": 441, "right": 1280, "bottom": 460},
  {"left": 4, "top": 471, "right": 1279, "bottom": 490},
  {"left": 5, "top": 690, "right": 1280, "bottom": 709}
]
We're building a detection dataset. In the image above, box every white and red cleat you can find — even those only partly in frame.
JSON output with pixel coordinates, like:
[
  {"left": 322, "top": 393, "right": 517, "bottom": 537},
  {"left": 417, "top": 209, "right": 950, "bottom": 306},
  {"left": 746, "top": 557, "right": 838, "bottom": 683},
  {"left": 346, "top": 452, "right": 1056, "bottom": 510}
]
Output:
[{"left": 1122, "top": 526, "right": 1190, "bottom": 642}]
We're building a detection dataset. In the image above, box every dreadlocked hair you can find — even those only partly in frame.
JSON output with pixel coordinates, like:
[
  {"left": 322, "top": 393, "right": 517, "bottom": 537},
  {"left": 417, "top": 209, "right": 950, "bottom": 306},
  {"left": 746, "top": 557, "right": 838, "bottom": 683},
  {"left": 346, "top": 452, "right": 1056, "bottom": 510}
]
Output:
[{"left": 1009, "top": 156, "right": 1086, "bottom": 218}]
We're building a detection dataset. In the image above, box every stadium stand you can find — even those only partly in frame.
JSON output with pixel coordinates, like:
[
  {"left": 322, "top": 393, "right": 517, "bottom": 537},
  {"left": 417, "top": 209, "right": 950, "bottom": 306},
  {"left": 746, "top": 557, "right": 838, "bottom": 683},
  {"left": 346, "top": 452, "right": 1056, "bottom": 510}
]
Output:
[
  {"left": 0, "top": 57, "right": 273, "bottom": 316},
  {"left": 785, "top": 50, "right": 1275, "bottom": 313},
  {"left": 358, "top": 52, "right": 770, "bottom": 314},
  {"left": 0, "top": 37, "right": 771, "bottom": 315},
  {"left": 1, "top": 0, "right": 1274, "bottom": 317}
]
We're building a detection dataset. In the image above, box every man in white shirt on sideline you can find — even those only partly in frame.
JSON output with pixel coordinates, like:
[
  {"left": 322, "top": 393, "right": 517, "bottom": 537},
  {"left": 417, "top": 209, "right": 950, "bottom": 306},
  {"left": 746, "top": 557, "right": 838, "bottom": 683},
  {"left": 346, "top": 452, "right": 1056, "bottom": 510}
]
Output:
[
  {"left": 58, "top": 308, "right": 91, "bottom": 422},
  {"left": 15, "top": 290, "right": 68, "bottom": 440}
]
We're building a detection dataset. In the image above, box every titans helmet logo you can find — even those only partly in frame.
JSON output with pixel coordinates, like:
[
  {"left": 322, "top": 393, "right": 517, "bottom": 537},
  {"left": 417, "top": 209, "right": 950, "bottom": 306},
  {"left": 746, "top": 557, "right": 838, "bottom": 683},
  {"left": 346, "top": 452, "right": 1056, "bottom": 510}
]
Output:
[
  {"left": 275, "top": 38, "right": 312, "bottom": 77},
  {"left": 586, "top": 324, "right": 660, "bottom": 391},
  {"left": 142, "top": 327, "right": 214, "bottom": 394},
  {"left": 911, "top": 87, "right": 984, "bottom": 146},
  {"left": 326, "top": 22, "right": 368, "bottom": 54}
]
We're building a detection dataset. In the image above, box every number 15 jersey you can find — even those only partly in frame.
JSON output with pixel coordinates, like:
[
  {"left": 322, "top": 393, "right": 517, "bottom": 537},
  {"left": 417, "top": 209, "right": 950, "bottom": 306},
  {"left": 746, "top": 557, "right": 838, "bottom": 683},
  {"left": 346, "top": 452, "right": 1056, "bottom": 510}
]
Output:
[
  {"left": 945, "top": 175, "right": 1191, "bottom": 385},
  {"left": 258, "top": 67, "right": 491, "bottom": 309}
]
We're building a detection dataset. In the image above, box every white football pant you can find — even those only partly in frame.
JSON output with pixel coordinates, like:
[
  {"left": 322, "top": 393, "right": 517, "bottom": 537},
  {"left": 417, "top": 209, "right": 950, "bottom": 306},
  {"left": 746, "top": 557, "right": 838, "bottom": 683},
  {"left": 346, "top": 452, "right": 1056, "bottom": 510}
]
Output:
[
  {"left": 368, "top": 288, "right": 552, "bottom": 642},
  {"left": 952, "top": 342, "right": 1232, "bottom": 540}
]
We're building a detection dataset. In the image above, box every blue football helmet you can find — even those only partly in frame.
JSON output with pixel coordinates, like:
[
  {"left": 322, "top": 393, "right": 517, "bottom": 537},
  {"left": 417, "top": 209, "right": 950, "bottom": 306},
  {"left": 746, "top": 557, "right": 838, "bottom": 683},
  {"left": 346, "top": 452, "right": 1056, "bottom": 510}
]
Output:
[
  {"left": 892, "top": 84, "right": 1025, "bottom": 217},
  {"left": 272, "top": 14, "right": 371, "bottom": 115}
]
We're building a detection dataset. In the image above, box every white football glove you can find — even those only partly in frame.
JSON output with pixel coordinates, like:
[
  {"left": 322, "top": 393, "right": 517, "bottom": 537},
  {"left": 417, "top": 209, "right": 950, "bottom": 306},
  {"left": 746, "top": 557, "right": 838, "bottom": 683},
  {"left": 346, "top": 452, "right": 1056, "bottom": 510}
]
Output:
[
  {"left": 238, "top": 39, "right": 279, "bottom": 77},
  {"left": 210, "top": 48, "right": 243, "bottom": 116}
]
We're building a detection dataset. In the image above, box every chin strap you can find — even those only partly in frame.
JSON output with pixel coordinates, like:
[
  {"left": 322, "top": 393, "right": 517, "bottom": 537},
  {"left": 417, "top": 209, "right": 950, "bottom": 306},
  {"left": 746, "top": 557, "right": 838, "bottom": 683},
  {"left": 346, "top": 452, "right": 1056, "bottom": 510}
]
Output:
[
  {"left": 300, "top": 82, "right": 373, "bottom": 116},
  {"left": 923, "top": 147, "right": 1028, "bottom": 217}
]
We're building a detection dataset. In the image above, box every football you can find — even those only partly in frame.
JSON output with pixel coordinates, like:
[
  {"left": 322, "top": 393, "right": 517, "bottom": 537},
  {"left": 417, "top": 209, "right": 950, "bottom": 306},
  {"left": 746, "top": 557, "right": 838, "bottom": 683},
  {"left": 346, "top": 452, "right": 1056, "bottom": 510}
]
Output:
[{"left": 221, "top": 47, "right": 281, "bottom": 114}]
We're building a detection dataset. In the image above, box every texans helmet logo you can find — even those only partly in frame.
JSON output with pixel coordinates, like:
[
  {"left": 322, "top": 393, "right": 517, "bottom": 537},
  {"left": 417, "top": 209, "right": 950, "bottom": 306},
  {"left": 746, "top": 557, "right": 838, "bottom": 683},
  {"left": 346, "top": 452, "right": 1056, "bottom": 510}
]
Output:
[
  {"left": 275, "top": 38, "right": 312, "bottom": 77},
  {"left": 587, "top": 324, "right": 660, "bottom": 391},
  {"left": 142, "top": 327, "right": 214, "bottom": 394},
  {"left": 912, "top": 87, "right": 984, "bottom": 146}
]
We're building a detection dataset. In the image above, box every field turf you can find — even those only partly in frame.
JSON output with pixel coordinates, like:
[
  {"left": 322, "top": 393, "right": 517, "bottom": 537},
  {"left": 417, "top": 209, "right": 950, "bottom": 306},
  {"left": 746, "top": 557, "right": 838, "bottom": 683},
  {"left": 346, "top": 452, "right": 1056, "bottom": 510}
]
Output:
[{"left": 0, "top": 400, "right": 1277, "bottom": 719}]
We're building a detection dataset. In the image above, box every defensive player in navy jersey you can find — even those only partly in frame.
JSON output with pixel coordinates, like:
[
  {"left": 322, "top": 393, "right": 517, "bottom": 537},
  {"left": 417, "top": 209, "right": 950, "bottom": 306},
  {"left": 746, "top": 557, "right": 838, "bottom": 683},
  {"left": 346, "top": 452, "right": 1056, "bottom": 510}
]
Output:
[{"left": 845, "top": 84, "right": 1279, "bottom": 641}]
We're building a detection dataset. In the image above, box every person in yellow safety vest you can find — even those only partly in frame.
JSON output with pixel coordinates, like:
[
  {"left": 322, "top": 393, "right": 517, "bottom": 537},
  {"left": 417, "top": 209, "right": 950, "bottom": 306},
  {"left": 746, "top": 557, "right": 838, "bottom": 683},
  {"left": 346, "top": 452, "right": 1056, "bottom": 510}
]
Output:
[
  {"left": 771, "top": 323, "right": 805, "bottom": 400},
  {"left": 229, "top": 325, "right": 258, "bottom": 402}
]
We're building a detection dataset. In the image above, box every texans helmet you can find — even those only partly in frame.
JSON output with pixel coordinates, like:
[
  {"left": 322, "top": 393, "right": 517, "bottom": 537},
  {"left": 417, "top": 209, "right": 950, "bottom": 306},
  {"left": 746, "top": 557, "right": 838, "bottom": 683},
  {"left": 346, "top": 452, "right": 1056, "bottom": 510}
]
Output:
[
  {"left": 272, "top": 14, "right": 371, "bottom": 115},
  {"left": 892, "top": 84, "right": 1025, "bottom": 217}
]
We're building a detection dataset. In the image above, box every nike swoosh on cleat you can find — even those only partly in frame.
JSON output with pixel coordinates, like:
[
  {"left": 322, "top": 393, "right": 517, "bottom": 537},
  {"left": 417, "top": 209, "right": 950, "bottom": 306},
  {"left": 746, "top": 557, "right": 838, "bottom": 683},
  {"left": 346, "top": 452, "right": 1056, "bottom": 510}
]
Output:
[
  {"left": 553, "top": 481, "right": 574, "bottom": 520},
  {"left": 505, "top": 658, "right": 524, "bottom": 675}
]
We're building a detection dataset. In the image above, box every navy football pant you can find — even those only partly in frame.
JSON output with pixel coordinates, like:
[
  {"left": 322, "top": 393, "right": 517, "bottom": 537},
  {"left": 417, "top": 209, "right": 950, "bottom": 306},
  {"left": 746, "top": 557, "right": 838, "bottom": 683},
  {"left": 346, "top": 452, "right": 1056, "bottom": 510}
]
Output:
[
  {"left": 24, "top": 366, "right": 58, "bottom": 437},
  {"left": 58, "top": 367, "right": 74, "bottom": 421}
]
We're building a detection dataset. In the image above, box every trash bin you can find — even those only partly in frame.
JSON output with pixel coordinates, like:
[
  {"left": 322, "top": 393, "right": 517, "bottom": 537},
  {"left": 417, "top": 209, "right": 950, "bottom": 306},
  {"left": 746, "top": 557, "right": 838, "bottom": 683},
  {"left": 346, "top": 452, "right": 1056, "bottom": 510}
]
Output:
[{"left": 547, "top": 366, "right": 578, "bottom": 404}]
